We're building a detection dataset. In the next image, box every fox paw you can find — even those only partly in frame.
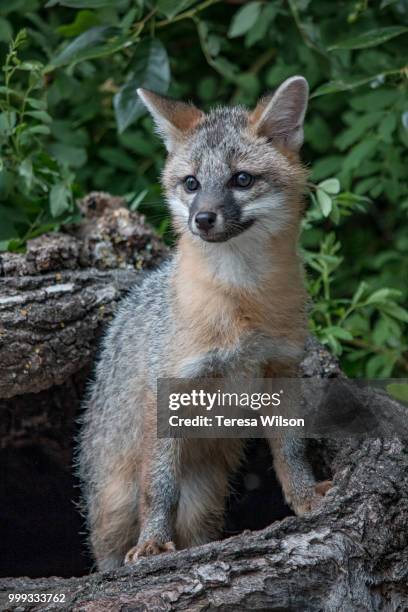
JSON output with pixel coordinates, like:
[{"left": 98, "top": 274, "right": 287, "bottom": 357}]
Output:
[
  {"left": 293, "top": 480, "right": 333, "bottom": 515},
  {"left": 124, "top": 539, "right": 176, "bottom": 564}
]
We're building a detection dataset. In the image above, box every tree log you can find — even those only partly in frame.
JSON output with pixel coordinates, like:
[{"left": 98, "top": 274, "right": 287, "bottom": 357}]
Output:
[
  {"left": 0, "top": 192, "right": 167, "bottom": 399},
  {"left": 1, "top": 434, "right": 407, "bottom": 610},
  {"left": 0, "top": 194, "right": 407, "bottom": 611}
]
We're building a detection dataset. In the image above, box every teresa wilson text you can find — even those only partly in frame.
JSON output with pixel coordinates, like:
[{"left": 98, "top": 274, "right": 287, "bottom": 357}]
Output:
[
  {"left": 169, "top": 415, "right": 305, "bottom": 428},
  {"left": 162, "top": 412, "right": 307, "bottom": 438}
]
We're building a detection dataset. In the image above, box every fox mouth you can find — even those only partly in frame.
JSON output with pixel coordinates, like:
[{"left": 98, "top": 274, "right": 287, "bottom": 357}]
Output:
[{"left": 192, "top": 219, "right": 255, "bottom": 243}]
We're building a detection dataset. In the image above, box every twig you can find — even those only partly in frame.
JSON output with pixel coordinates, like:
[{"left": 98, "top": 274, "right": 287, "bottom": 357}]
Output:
[{"left": 156, "top": 0, "right": 222, "bottom": 28}]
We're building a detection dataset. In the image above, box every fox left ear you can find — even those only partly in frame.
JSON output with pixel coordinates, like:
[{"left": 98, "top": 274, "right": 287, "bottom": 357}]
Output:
[
  {"left": 137, "top": 89, "right": 204, "bottom": 152},
  {"left": 250, "top": 76, "right": 309, "bottom": 151}
]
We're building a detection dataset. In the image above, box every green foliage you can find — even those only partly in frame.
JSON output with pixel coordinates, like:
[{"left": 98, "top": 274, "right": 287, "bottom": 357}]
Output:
[
  {"left": 113, "top": 38, "right": 170, "bottom": 133},
  {"left": 0, "top": 30, "right": 78, "bottom": 251},
  {"left": 0, "top": 0, "right": 407, "bottom": 377},
  {"left": 387, "top": 382, "right": 408, "bottom": 403}
]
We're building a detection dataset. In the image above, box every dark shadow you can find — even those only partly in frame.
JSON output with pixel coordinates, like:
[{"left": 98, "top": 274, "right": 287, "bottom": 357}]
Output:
[
  {"left": 0, "top": 446, "right": 91, "bottom": 578},
  {"left": 1, "top": 436, "right": 332, "bottom": 577},
  {"left": 224, "top": 439, "right": 293, "bottom": 536}
]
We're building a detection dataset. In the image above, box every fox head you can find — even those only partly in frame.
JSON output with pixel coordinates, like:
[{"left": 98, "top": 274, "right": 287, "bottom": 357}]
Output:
[{"left": 137, "top": 77, "right": 308, "bottom": 245}]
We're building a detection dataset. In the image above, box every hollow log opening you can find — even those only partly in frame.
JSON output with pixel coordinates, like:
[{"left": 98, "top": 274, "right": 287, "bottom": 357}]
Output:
[
  {"left": 0, "top": 445, "right": 91, "bottom": 579},
  {"left": 0, "top": 419, "right": 298, "bottom": 578}
]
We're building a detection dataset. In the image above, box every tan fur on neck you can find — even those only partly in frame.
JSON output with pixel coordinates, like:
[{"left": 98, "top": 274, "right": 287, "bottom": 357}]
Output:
[{"left": 173, "top": 202, "right": 307, "bottom": 356}]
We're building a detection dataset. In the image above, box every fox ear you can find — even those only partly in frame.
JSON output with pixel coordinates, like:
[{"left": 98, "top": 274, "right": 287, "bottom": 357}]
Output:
[
  {"left": 250, "top": 76, "right": 309, "bottom": 151},
  {"left": 137, "top": 89, "right": 204, "bottom": 152}
]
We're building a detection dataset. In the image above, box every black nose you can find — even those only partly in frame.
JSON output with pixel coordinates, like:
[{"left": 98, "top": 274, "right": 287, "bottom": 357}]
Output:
[{"left": 195, "top": 211, "right": 217, "bottom": 231}]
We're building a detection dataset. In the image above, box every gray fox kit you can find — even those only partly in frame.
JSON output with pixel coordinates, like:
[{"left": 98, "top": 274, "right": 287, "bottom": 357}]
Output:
[{"left": 78, "top": 76, "right": 332, "bottom": 571}]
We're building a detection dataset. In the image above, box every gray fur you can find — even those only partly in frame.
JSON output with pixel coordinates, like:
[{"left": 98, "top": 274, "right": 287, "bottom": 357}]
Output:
[
  {"left": 78, "top": 79, "right": 328, "bottom": 571},
  {"left": 179, "top": 333, "right": 303, "bottom": 378},
  {"left": 79, "top": 260, "right": 174, "bottom": 494},
  {"left": 78, "top": 258, "right": 278, "bottom": 569}
]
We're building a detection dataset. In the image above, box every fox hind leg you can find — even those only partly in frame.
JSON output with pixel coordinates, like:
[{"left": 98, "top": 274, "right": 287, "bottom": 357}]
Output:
[
  {"left": 269, "top": 437, "right": 332, "bottom": 515},
  {"left": 89, "top": 460, "right": 140, "bottom": 571},
  {"left": 175, "top": 440, "right": 244, "bottom": 548}
]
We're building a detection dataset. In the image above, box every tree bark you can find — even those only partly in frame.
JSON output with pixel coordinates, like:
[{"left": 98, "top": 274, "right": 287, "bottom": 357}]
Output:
[
  {"left": 0, "top": 192, "right": 167, "bottom": 399},
  {"left": 1, "top": 434, "right": 408, "bottom": 610},
  {"left": 0, "top": 194, "right": 407, "bottom": 611}
]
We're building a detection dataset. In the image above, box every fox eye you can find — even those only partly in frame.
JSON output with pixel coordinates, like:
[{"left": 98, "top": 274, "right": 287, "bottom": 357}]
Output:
[
  {"left": 184, "top": 176, "right": 200, "bottom": 192},
  {"left": 231, "top": 172, "right": 254, "bottom": 189}
]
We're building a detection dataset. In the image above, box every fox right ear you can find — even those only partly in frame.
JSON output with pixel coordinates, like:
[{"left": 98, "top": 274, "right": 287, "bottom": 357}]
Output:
[
  {"left": 250, "top": 76, "right": 309, "bottom": 152},
  {"left": 137, "top": 89, "right": 204, "bottom": 152}
]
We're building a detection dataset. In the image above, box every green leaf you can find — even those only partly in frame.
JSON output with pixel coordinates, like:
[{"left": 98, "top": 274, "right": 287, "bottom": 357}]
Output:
[
  {"left": 343, "top": 138, "right": 377, "bottom": 173},
  {"left": 17, "top": 61, "right": 43, "bottom": 72},
  {"left": 25, "top": 125, "right": 51, "bottom": 136},
  {"left": 335, "top": 112, "right": 383, "bottom": 150},
  {"left": 114, "top": 39, "right": 170, "bottom": 134},
  {"left": 156, "top": 0, "right": 197, "bottom": 19},
  {"left": 49, "top": 182, "right": 71, "bottom": 218},
  {"left": 0, "top": 111, "right": 16, "bottom": 135},
  {"left": 380, "top": 0, "right": 399, "bottom": 7},
  {"left": 57, "top": 10, "right": 100, "bottom": 38},
  {"left": 311, "top": 75, "right": 385, "bottom": 97},
  {"left": 0, "top": 86, "right": 13, "bottom": 96},
  {"left": 0, "top": 202, "right": 28, "bottom": 225},
  {"left": 378, "top": 113, "right": 396, "bottom": 142},
  {"left": 0, "top": 17, "right": 13, "bottom": 42},
  {"left": 46, "top": 0, "right": 112, "bottom": 7},
  {"left": 19, "top": 158, "right": 34, "bottom": 191},
  {"left": 26, "top": 98, "right": 47, "bottom": 110},
  {"left": 350, "top": 89, "right": 399, "bottom": 111},
  {"left": 318, "top": 178, "right": 340, "bottom": 195},
  {"left": 120, "top": 8, "right": 139, "bottom": 31},
  {"left": 386, "top": 383, "right": 408, "bottom": 404},
  {"left": 366, "top": 354, "right": 396, "bottom": 378},
  {"left": 0, "top": 240, "right": 12, "bottom": 252},
  {"left": 2, "top": 238, "right": 24, "bottom": 253},
  {"left": 310, "top": 156, "right": 342, "bottom": 181},
  {"left": 49, "top": 26, "right": 124, "bottom": 68},
  {"left": 323, "top": 333, "right": 342, "bottom": 356},
  {"left": 25, "top": 110, "right": 53, "bottom": 123},
  {"left": 0, "top": 206, "right": 17, "bottom": 240},
  {"left": 352, "top": 281, "right": 368, "bottom": 306},
  {"left": 0, "top": 169, "right": 14, "bottom": 200},
  {"left": 51, "top": 120, "right": 89, "bottom": 147},
  {"left": 245, "top": 3, "right": 279, "bottom": 47},
  {"left": 48, "top": 143, "right": 87, "bottom": 168},
  {"left": 325, "top": 326, "right": 354, "bottom": 341},
  {"left": 128, "top": 189, "right": 149, "bottom": 211},
  {"left": 355, "top": 177, "right": 380, "bottom": 196},
  {"left": 372, "top": 314, "right": 401, "bottom": 346},
  {"left": 366, "top": 288, "right": 400, "bottom": 304},
  {"left": 157, "top": 217, "right": 170, "bottom": 237},
  {"left": 211, "top": 57, "right": 239, "bottom": 81},
  {"left": 316, "top": 188, "right": 333, "bottom": 217},
  {"left": 207, "top": 34, "right": 222, "bottom": 58},
  {"left": 228, "top": 2, "right": 262, "bottom": 38},
  {"left": 380, "top": 304, "right": 408, "bottom": 323},
  {"left": 329, "top": 26, "right": 408, "bottom": 50},
  {"left": 119, "top": 130, "right": 159, "bottom": 155},
  {"left": 98, "top": 147, "right": 136, "bottom": 171}
]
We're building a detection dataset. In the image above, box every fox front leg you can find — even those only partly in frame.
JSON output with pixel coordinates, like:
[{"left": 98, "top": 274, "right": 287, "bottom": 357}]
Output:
[
  {"left": 269, "top": 436, "right": 332, "bottom": 515},
  {"left": 125, "top": 438, "right": 179, "bottom": 564}
]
